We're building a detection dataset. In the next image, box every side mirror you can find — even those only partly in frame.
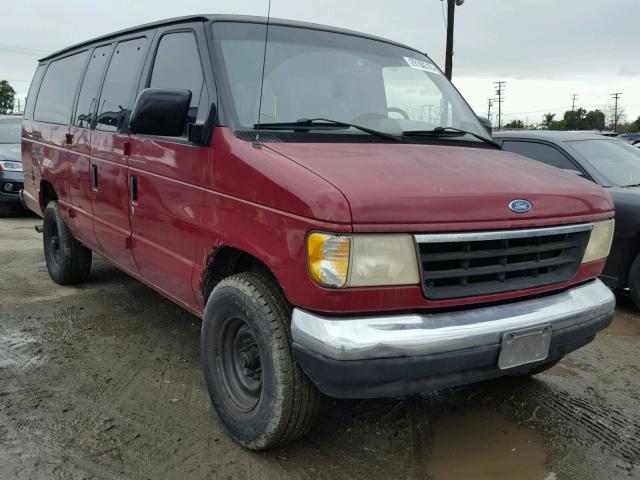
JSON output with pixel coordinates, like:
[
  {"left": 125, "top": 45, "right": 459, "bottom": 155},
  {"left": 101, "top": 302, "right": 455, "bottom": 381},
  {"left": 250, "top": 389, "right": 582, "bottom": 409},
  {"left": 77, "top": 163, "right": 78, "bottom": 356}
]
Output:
[
  {"left": 129, "top": 88, "right": 191, "bottom": 136},
  {"left": 477, "top": 116, "right": 492, "bottom": 136},
  {"left": 187, "top": 103, "right": 217, "bottom": 145}
]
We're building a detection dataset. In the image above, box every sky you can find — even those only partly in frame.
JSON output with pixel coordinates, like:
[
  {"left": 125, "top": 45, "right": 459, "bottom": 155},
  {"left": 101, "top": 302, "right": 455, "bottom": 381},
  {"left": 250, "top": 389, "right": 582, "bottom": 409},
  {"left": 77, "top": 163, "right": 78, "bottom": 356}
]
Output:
[{"left": 1, "top": 0, "right": 638, "bottom": 126}]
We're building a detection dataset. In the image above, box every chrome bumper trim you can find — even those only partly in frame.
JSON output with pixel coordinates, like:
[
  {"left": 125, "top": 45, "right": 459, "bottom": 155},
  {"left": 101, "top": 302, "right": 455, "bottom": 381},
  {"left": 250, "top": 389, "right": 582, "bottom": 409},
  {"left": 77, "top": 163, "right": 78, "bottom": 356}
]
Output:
[
  {"left": 291, "top": 280, "right": 614, "bottom": 361},
  {"left": 414, "top": 222, "right": 593, "bottom": 244}
]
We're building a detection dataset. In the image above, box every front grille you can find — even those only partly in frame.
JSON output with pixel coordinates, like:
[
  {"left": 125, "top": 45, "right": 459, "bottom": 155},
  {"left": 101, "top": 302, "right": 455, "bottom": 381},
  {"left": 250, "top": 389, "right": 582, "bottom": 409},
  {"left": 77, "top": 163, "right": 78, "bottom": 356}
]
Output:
[{"left": 416, "top": 224, "right": 592, "bottom": 300}]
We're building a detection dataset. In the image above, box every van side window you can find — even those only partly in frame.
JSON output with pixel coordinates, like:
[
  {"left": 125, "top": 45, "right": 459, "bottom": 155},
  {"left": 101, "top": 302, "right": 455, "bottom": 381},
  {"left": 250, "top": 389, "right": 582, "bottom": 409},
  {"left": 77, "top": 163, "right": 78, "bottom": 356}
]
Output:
[
  {"left": 24, "top": 64, "right": 46, "bottom": 120},
  {"left": 502, "top": 141, "right": 576, "bottom": 170},
  {"left": 33, "top": 51, "right": 88, "bottom": 125},
  {"left": 96, "top": 37, "right": 147, "bottom": 132},
  {"left": 74, "top": 45, "right": 111, "bottom": 129},
  {"left": 149, "top": 31, "right": 205, "bottom": 132}
]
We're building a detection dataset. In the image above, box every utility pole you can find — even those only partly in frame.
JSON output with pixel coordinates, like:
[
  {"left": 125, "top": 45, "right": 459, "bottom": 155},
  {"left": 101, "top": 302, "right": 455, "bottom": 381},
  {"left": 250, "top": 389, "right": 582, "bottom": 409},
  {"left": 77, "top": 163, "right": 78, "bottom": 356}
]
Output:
[
  {"left": 569, "top": 94, "right": 577, "bottom": 130},
  {"left": 494, "top": 81, "right": 506, "bottom": 130},
  {"left": 611, "top": 92, "right": 622, "bottom": 132},
  {"left": 487, "top": 98, "right": 494, "bottom": 122},
  {"left": 444, "top": 0, "right": 465, "bottom": 80}
]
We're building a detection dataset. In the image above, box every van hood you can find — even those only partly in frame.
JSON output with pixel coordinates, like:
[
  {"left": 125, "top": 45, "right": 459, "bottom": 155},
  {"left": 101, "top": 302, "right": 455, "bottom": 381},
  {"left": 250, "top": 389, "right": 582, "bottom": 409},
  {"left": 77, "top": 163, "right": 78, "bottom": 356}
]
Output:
[{"left": 267, "top": 142, "right": 613, "bottom": 226}]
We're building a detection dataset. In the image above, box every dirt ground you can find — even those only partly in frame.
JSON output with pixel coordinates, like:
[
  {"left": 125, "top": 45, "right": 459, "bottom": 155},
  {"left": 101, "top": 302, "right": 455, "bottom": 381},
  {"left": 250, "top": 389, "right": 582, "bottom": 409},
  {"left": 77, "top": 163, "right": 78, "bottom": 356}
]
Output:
[{"left": 1, "top": 210, "right": 640, "bottom": 480}]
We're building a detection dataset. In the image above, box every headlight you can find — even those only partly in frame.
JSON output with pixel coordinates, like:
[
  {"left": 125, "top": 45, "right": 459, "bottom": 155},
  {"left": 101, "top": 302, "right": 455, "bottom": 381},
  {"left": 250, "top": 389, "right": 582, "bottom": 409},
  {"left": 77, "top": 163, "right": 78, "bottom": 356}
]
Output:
[
  {"left": 582, "top": 219, "right": 614, "bottom": 263},
  {"left": 0, "top": 161, "right": 22, "bottom": 172},
  {"left": 307, "top": 232, "right": 420, "bottom": 288}
]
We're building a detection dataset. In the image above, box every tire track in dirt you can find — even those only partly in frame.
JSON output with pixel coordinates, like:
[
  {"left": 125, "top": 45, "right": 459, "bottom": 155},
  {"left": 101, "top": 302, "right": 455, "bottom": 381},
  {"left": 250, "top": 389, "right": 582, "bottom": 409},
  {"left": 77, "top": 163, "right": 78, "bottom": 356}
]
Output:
[{"left": 517, "top": 379, "right": 640, "bottom": 466}]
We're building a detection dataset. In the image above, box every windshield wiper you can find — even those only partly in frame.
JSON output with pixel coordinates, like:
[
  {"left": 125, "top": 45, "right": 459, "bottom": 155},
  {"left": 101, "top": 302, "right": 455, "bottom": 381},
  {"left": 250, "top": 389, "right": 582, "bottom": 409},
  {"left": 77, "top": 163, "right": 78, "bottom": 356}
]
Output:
[
  {"left": 254, "top": 118, "right": 400, "bottom": 142},
  {"left": 402, "top": 126, "right": 501, "bottom": 149}
]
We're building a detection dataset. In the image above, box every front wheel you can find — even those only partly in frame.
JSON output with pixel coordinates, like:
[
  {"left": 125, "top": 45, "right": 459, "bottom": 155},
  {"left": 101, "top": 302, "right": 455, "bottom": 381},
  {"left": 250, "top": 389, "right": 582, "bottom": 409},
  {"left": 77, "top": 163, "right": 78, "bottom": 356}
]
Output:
[
  {"left": 201, "top": 273, "right": 321, "bottom": 450},
  {"left": 43, "top": 201, "right": 92, "bottom": 284}
]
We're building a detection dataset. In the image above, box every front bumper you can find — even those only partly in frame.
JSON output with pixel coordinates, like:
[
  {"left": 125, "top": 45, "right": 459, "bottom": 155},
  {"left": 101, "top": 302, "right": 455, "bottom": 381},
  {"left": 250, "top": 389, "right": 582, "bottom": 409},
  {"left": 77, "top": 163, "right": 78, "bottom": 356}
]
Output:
[{"left": 291, "top": 279, "right": 615, "bottom": 398}]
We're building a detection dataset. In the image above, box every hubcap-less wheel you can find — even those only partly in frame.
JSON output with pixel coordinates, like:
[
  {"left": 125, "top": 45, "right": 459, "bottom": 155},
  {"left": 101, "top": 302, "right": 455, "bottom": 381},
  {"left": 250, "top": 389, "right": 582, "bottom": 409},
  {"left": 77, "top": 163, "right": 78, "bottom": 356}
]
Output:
[
  {"left": 201, "top": 273, "right": 321, "bottom": 450},
  {"left": 46, "top": 218, "right": 62, "bottom": 265},
  {"left": 219, "top": 317, "right": 263, "bottom": 412}
]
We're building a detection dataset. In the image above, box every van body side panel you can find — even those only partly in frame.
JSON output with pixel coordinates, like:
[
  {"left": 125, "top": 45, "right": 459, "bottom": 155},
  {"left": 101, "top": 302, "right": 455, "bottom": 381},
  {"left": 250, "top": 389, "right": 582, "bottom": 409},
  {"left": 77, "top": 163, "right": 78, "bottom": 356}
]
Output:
[
  {"left": 67, "top": 126, "right": 100, "bottom": 250},
  {"left": 21, "top": 119, "right": 45, "bottom": 216},
  {"left": 90, "top": 131, "right": 139, "bottom": 274},
  {"left": 128, "top": 138, "right": 207, "bottom": 310},
  {"left": 22, "top": 121, "right": 72, "bottom": 216}
]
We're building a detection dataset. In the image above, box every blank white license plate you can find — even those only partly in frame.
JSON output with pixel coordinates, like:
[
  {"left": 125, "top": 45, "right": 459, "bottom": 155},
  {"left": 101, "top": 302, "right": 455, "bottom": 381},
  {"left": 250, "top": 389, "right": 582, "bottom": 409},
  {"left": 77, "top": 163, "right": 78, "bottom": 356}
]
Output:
[{"left": 498, "top": 325, "right": 552, "bottom": 370}]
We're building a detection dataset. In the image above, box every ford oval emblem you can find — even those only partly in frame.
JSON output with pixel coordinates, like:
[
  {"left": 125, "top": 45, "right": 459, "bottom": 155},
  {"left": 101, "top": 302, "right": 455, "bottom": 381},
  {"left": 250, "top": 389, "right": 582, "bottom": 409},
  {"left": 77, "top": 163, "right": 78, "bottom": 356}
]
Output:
[{"left": 509, "top": 199, "right": 532, "bottom": 213}]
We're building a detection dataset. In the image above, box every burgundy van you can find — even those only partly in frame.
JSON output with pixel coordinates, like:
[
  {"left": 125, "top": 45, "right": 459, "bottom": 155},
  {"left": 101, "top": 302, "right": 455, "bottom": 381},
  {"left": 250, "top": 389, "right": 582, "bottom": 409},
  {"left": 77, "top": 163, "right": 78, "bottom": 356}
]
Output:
[{"left": 22, "top": 15, "right": 615, "bottom": 450}]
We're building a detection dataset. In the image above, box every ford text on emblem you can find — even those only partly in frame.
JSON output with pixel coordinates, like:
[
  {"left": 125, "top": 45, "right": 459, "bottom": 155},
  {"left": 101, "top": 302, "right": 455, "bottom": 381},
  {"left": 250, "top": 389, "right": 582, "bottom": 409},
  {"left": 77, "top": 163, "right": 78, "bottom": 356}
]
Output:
[{"left": 508, "top": 199, "right": 532, "bottom": 213}]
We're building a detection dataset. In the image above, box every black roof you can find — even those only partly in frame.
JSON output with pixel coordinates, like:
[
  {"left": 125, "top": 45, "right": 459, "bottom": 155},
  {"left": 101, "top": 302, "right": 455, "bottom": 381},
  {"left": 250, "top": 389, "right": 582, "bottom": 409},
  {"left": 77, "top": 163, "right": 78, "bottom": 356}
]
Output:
[
  {"left": 40, "top": 14, "right": 424, "bottom": 62},
  {"left": 493, "top": 130, "right": 618, "bottom": 143}
]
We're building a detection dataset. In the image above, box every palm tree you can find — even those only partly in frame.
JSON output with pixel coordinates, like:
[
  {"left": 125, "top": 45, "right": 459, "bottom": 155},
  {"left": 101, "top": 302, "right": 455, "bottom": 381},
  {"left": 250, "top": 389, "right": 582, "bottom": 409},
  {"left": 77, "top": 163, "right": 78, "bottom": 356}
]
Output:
[{"left": 543, "top": 113, "right": 556, "bottom": 129}]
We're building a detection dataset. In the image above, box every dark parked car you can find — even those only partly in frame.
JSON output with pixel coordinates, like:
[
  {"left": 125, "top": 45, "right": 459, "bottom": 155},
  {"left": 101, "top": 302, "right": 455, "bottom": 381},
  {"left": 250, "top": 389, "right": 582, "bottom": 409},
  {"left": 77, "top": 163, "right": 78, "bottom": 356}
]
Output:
[
  {"left": 620, "top": 132, "right": 640, "bottom": 145},
  {"left": 495, "top": 131, "right": 640, "bottom": 307},
  {"left": 0, "top": 116, "right": 23, "bottom": 206}
]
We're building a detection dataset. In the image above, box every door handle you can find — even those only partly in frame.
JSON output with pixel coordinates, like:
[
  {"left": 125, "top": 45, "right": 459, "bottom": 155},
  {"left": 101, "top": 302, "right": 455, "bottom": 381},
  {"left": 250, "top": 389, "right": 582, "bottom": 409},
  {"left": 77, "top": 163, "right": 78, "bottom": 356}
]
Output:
[
  {"left": 130, "top": 175, "right": 138, "bottom": 203},
  {"left": 91, "top": 164, "right": 98, "bottom": 189}
]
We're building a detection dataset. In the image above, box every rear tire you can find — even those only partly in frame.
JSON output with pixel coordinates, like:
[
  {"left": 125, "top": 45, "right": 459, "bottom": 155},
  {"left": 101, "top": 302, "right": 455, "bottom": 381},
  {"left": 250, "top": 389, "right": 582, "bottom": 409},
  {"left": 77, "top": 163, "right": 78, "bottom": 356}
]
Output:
[
  {"left": 201, "top": 272, "right": 320, "bottom": 450},
  {"left": 628, "top": 254, "right": 640, "bottom": 310},
  {"left": 43, "top": 201, "right": 92, "bottom": 284}
]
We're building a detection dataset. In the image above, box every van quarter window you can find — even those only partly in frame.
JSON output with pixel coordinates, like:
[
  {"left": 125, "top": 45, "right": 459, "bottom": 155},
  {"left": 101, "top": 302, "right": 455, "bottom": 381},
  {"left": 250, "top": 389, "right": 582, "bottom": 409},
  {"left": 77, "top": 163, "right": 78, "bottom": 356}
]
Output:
[
  {"left": 96, "top": 37, "right": 147, "bottom": 132},
  {"left": 34, "top": 51, "right": 88, "bottom": 125},
  {"left": 149, "top": 31, "right": 206, "bottom": 131},
  {"left": 74, "top": 45, "right": 112, "bottom": 129},
  {"left": 24, "top": 64, "right": 46, "bottom": 120}
]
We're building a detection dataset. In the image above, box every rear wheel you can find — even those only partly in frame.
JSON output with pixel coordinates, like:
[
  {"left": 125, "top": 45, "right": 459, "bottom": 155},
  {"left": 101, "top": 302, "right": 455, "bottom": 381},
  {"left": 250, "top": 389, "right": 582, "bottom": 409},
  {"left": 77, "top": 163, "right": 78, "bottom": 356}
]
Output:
[
  {"left": 628, "top": 254, "right": 640, "bottom": 310},
  {"left": 43, "top": 201, "right": 92, "bottom": 284},
  {"left": 201, "top": 272, "right": 320, "bottom": 450}
]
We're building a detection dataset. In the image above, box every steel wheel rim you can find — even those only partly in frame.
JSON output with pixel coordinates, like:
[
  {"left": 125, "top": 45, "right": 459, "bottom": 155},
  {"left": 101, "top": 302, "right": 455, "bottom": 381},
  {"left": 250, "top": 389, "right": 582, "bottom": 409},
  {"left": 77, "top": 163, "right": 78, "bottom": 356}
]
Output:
[
  {"left": 46, "top": 217, "right": 61, "bottom": 265},
  {"left": 218, "top": 316, "right": 263, "bottom": 413}
]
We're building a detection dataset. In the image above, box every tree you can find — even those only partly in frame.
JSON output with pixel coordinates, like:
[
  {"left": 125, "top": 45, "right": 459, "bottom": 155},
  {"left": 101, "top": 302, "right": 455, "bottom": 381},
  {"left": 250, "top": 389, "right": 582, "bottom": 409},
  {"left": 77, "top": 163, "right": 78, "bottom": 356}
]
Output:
[
  {"left": 504, "top": 119, "right": 525, "bottom": 129},
  {"left": 548, "top": 119, "right": 566, "bottom": 131},
  {"left": 0, "top": 80, "right": 16, "bottom": 115},
  {"left": 543, "top": 113, "right": 556, "bottom": 128},
  {"left": 564, "top": 108, "right": 587, "bottom": 130},
  {"left": 584, "top": 109, "right": 605, "bottom": 130},
  {"left": 605, "top": 103, "right": 626, "bottom": 131}
]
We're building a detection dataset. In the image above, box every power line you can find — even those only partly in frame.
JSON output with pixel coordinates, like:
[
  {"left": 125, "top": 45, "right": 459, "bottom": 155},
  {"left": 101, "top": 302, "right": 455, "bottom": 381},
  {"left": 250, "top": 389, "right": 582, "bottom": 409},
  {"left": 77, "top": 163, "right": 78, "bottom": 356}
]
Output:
[
  {"left": 611, "top": 92, "right": 622, "bottom": 132},
  {"left": 569, "top": 94, "right": 578, "bottom": 130},
  {"left": 494, "top": 81, "right": 506, "bottom": 130},
  {"left": 0, "top": 43, "right": 50, "bottom": 56}
]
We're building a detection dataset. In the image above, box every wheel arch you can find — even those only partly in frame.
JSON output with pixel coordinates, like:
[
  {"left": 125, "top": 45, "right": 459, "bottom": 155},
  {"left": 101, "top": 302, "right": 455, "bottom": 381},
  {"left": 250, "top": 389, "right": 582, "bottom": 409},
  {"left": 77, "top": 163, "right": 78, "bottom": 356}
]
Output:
[
  {"left": 39, "top": 179, "right": 58, "bottom": 212},
  {"left": 201, "top": 246, "right": 280, "bottom": 302}
]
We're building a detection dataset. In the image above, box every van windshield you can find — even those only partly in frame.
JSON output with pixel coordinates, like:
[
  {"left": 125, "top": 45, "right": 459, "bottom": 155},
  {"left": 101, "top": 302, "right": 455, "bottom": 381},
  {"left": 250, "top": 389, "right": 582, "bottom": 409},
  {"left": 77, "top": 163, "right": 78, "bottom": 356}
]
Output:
[{"left": 213, "top": 22, "right": 489, "bottom": 142}]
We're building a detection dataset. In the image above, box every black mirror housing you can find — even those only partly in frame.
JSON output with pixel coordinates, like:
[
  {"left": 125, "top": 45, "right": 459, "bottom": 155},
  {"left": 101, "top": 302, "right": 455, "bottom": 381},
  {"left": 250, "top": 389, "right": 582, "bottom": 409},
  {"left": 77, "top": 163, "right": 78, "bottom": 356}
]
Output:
[
  {"left": 187, "top": 103, "right": 217, "bottom": 145},
  {"left": 129, "top": 88, "right": 191, "bottom": 137}
]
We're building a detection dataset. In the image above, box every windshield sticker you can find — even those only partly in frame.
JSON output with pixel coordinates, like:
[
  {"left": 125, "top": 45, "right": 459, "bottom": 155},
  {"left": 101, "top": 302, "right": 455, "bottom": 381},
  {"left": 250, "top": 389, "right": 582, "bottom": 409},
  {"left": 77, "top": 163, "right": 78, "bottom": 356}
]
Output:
[{"left": 404, "top": 57, "right": 441, "bottom": 75}]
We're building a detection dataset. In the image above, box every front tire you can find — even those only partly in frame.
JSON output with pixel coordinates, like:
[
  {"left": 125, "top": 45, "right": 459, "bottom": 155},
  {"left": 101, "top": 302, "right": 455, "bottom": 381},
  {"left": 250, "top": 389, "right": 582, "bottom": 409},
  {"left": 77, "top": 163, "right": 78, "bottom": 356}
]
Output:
[
  {"left": 43, "top": 201, "right": 92, "bottom": 284},
  {"left": 201, "top": 273, "right": 320, "bottom": 450}
]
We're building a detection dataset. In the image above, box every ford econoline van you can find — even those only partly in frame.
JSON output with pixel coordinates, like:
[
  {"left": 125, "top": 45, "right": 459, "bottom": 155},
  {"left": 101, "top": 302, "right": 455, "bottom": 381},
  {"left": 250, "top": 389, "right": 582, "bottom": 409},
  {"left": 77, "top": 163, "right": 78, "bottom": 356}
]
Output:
[{"left": 22, "top": 15, "right": 615, "bottom": 450}]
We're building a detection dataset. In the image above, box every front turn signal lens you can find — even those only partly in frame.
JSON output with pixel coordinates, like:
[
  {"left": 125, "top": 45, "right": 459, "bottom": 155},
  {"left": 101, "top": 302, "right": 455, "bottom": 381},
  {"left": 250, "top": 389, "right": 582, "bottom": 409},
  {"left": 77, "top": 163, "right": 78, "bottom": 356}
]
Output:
[
  {"left": 582, "top": 219, "right": 614, "bottom": 263},
  {"left": 307, "top": 232, "right": 350, "bottom": 287}
]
